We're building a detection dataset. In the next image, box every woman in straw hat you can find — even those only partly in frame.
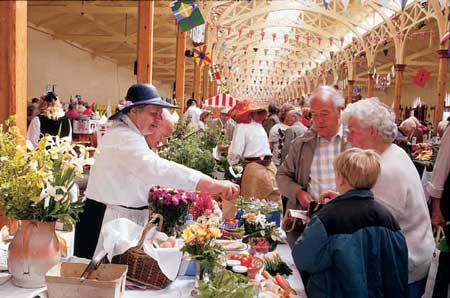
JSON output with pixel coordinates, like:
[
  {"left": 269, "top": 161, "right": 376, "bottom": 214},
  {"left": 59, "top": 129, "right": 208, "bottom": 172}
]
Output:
[
  {"left": 74, "top": 84, "right": 240, "bottom": 259},
  {"left": 224, "top": 100, "right": 281, "bottom": 219}
]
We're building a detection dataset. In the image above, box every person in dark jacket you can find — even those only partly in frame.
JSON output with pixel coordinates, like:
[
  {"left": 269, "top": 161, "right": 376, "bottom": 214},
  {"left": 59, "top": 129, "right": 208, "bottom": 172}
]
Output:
[{"left": 292, "top": 148, "right": 408, "bottom": 298}]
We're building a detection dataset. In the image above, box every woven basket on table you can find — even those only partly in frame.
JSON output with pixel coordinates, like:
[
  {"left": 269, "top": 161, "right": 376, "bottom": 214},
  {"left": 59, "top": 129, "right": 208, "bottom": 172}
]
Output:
[{"left": 111, "top": 213, "right": 171, "bottom": 290}]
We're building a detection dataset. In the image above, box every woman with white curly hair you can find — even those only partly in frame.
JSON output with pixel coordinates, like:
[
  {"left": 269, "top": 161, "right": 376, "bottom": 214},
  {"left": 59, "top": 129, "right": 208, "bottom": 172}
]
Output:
[{"left": 340, "top": 97, "right": 434, "bottom": 298}]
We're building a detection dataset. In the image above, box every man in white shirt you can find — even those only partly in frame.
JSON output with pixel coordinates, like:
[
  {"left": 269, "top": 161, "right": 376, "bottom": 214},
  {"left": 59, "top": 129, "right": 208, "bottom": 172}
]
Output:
[
  {"left": 183, "top": 98, "right": 202, "bottom": 129},
  {"left": 74, "top": 84, "right": 239, "bottom": 259}
]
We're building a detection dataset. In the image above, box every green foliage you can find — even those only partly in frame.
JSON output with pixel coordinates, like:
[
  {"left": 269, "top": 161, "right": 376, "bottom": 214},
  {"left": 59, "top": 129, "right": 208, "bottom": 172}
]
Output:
[
  {"left": 197, "top": 270, "right": 254, "bottom": 298},
  {"left": 263, "top": 253, "right": 293, "bottom": 277},
  {"left": 0, "top": 116, "right": 94, "bottom": 225},
  {"left": 159, "top": 120, "right": 216, "bottom": 175}
]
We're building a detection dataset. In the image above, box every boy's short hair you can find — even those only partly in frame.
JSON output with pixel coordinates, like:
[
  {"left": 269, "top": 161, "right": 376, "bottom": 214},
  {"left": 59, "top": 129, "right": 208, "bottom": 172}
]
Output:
[{"left": 333, "top": 148, "right": 381, "bottom": 189}]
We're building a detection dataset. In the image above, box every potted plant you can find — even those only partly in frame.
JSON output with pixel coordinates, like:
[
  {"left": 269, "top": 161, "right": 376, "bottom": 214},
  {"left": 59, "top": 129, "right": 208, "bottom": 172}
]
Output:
[{"left": 0, "top": 117, "right": 94, "bottom": 288}]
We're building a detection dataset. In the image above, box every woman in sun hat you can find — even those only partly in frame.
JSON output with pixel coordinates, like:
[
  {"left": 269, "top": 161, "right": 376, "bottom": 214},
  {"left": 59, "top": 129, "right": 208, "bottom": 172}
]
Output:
[
  {"left": 223, "top": 100, "right": 281, "bottom": 219},
  {"left": 74, "top": 83, "right": 240, "bottom": 259}
]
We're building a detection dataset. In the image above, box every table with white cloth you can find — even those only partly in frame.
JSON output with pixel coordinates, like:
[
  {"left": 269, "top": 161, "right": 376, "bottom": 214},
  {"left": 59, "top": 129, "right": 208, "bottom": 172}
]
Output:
[{"left": 0, "top": 244, "right": 306, "bottom": 298}]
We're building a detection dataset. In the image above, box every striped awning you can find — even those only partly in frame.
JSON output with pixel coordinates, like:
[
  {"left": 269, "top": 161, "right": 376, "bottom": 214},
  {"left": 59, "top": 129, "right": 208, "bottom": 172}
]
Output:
[{"left": 203, "top": 94, "right": 238, "bottom": 108}]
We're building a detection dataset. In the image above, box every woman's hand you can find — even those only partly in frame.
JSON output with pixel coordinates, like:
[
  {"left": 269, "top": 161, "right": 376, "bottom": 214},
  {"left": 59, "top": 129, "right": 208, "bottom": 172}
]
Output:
[
  {"left": 196, "top": 178, "right": 240, "bottom": 201},
  {"left": 319, "top": 191, "right": 340, "bottom": 204}
]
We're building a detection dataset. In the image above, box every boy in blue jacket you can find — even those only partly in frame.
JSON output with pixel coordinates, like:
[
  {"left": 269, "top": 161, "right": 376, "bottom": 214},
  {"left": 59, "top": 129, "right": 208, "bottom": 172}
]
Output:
[{"left": 292, "top": 148, "right": 408, "bottom": 298}]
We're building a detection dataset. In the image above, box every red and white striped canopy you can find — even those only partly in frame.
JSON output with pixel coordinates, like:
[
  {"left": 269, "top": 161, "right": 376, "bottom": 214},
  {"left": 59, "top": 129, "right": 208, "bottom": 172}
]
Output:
[{"left": 203, "top": 94, "right": 238, "bottom": 108}]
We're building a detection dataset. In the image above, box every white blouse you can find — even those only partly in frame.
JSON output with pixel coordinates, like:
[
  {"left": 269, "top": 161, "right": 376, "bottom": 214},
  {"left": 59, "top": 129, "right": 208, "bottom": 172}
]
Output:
[
  {"left": 85, "top": 115, "right": 207, "bottom": 207},
  {"left": 227, "top": 120, "right": 272, "bottom": 165}
]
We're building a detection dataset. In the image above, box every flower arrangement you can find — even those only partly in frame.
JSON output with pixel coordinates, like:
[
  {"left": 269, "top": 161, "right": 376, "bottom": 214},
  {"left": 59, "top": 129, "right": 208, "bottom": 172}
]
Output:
[
  {"left": 241, "top": 212, "right": 279, "bottom": 251},
  {"left": 188, "top": 192, "right": 223, "bottom": 227},
  {"left": 148, "top": 186, "right": 198, "bottom": 234},
  {"left": 0, "top": 117, "right": 94, "bottom": 225},
  {"left": 181, "top": 223, "right": 223, "bottom": 280}
]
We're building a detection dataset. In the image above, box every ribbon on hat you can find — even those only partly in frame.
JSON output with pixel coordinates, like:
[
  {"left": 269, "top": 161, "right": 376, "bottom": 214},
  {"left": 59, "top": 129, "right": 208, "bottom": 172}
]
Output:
[
  {"left": 118, "top": 100, "right": 133, "bottom": 111},
  {"left": 118, "top": 97, "right": 164, "bottom": 111}
]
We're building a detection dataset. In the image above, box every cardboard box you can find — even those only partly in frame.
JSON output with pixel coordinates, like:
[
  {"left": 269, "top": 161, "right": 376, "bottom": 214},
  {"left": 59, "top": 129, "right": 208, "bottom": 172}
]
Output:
[{"left": 46, "top": 263, "right": 127, "bottom": 298}]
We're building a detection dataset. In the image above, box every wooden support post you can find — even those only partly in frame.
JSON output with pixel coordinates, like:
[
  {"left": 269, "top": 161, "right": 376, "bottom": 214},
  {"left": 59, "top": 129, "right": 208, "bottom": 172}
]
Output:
[
  {"left": 0, "top": 1, "right": 27, "bottom": 137},
  {"left": 193, "top": 61, "right": 201, "bottom": 100},
  {"left": 202, "top": 65, "right": 209, "bottom": 101},
  {"left": 367, "top": 73, "right": 374, "bottom": 98},
  {"left": 435, "top": 49, "right": 449, "bottom": 132},
  {"left": 209, "top": 80, "right": 217, "bottom": 97},
  {"left": 347, "top": 80, "right": 355, "bottom": 105},
  {"left": 0, "top": 0, "right": 26, "bottom": 235},
  {"left": 175, "top": 26, "right": 186, "bottom": 112},
  {"left": 393, "top": 64, "right": 406, "bottom": 119},
  {"left": 136, "top": 0, "right": 154, "bottom": 83}
]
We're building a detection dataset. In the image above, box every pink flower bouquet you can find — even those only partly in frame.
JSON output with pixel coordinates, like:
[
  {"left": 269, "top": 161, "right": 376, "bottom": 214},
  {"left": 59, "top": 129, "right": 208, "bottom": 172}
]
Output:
[{"left": 148, "top": 186, "right": 199, "bottom": 234}]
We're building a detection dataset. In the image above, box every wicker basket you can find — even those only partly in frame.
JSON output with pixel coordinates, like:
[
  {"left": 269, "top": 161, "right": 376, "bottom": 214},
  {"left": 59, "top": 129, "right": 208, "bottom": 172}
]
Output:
[{"left": 111, "top": 214, "right": 171, "bottom": 290}]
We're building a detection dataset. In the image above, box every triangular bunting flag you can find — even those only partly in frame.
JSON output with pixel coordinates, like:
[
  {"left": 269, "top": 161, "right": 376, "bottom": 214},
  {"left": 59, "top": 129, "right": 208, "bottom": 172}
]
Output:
[
  {"left": 399, "top": 0, "right": 407, "bottom": 10},
  {"left": 170, "top": 0, "right": 205, "bottom": 32},
  {"left": 341, "top": 0, "right": 349, "bottom": 10},
  {"left": 193, "top": 45, "right": 211, "bottom": 67}
]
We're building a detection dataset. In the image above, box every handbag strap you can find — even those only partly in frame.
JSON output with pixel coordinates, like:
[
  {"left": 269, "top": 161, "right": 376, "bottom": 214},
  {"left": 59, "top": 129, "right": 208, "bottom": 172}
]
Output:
[{"left": 136, "top": 213, "right": 163, "bottom": 250}]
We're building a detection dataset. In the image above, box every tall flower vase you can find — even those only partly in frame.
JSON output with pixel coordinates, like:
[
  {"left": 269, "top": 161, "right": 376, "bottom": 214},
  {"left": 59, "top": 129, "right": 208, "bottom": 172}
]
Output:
[
  {"left": 191, "top": 259, "right": 213, "bottom": 297},
  {"left": 8, "top": 220, "right": 60, "bottom": 288}
]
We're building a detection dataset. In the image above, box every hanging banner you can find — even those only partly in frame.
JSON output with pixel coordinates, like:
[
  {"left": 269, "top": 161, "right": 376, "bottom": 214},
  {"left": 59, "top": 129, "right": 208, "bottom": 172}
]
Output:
[
  {"left": 413, "top": 68, "right": 430, "bottom": 88},
  {"left": 193, "top": 44, "right": 211, "bottom": 66},
  {"left": 170, "top": 0, "right": 205, "bottom": 32}
]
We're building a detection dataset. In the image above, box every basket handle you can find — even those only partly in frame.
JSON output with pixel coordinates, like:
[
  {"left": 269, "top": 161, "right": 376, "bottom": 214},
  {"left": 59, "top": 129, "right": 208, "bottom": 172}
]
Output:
[{"left": 135, "top": 213, "right": 163, "bottom": 250}]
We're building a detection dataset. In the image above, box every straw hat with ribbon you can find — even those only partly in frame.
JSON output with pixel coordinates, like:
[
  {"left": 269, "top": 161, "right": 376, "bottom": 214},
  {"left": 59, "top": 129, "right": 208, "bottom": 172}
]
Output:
[
  {"left": 228, "top": 100, "right": 267, "bottom": 124},
  {"left": 110, "top": 84, "right": 178, "bottom": 120}
]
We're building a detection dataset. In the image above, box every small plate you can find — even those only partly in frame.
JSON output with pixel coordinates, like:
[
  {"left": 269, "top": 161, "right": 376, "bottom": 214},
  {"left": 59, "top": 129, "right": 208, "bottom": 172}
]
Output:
[{"left": 216, "top": 240, "right": 248, "bottom": 252}]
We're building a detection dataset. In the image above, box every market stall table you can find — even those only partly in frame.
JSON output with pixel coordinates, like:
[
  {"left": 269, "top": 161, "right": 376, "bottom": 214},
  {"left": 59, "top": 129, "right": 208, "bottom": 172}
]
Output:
[{"left": 0, "top": 243, "right": 306, "bottom": 298}]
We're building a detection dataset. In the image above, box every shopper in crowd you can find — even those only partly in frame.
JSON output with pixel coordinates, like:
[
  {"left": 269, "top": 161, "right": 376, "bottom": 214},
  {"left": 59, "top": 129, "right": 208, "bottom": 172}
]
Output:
[
  {"left": 27, "top": 99, "right": 40, "bottom": 127},
  {"left": 301, "top": 106, "right": 311, "bottom": 127},
  {"left": 65, "top": 103, "right": 80, "bottom": 120},
  {"left": 262, "top": 103, "right": 279, "bottom": 135},
  {"left": 280, "top": 109, "right": 308, "bottom": 164},
  {"left": 184, "top": 98, "right": 202, "bottom": 129},
  {"left": 27, "top": 91, "right": 72, "bottom": 148},
  {"left": 339, "top": 97, "right": 434, "bottom": 298},
  {"left": 269, "top": 104, "right": 294, "bottom": 167},
  {"left": 427, "top": 124, "right": 450, "bottom": 298},
  {"left": 199, "top": 110, "right": 213, "bottom": 130},
  {"left": 207, "top": 108, "right": 235, "bottom": 140},
  {"left": 225, "top": 100, "right": 280, "bottom": 219},
  {"left": 277, "top": 86, "right": 349, "bottom": 210},
  {"left": 293, "top": 148, "right": 408, "bottom": 298},
  {"left": 145, "top": 108, "right": 176, "bottom": 150},
  {"left": 437, "top": 117, "right": 449, "bottom": 137},
  {"left": 74, "top": 84, "right": 239, "bottom": 259}
]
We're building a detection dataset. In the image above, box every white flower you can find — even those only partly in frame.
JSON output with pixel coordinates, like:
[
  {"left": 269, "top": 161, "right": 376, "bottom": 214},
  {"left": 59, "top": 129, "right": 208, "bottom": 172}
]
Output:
[
  {"left": 68, "top": 184, "right": 79, "bottom": 203},
  {"left": 0, "top": 156, "right": 8, "bottom": 162}
]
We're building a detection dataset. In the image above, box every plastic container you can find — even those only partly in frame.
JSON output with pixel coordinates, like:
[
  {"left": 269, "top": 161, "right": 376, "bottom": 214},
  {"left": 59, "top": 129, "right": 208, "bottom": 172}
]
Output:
[
  {"left": 232, "top": 265, "right": 248, "bottom": 277},
  {"left": 226, "top": 260, "right": 241, "bottom": 271}
]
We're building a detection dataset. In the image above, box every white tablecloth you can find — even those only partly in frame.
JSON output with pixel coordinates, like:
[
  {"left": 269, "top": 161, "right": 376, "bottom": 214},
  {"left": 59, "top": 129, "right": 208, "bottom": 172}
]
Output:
[{"left": 0, "top": 244, "right": 306, "bottom": 298}]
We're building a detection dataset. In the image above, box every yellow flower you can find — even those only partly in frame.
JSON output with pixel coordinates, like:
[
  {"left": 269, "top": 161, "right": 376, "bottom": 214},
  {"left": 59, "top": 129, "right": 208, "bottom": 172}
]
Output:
[
  {"left": 210, "top": 227, "right": 222, "bottom": 238},
  {"left": 182, "top": 226, "right": 195, "bottom": 243}
]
